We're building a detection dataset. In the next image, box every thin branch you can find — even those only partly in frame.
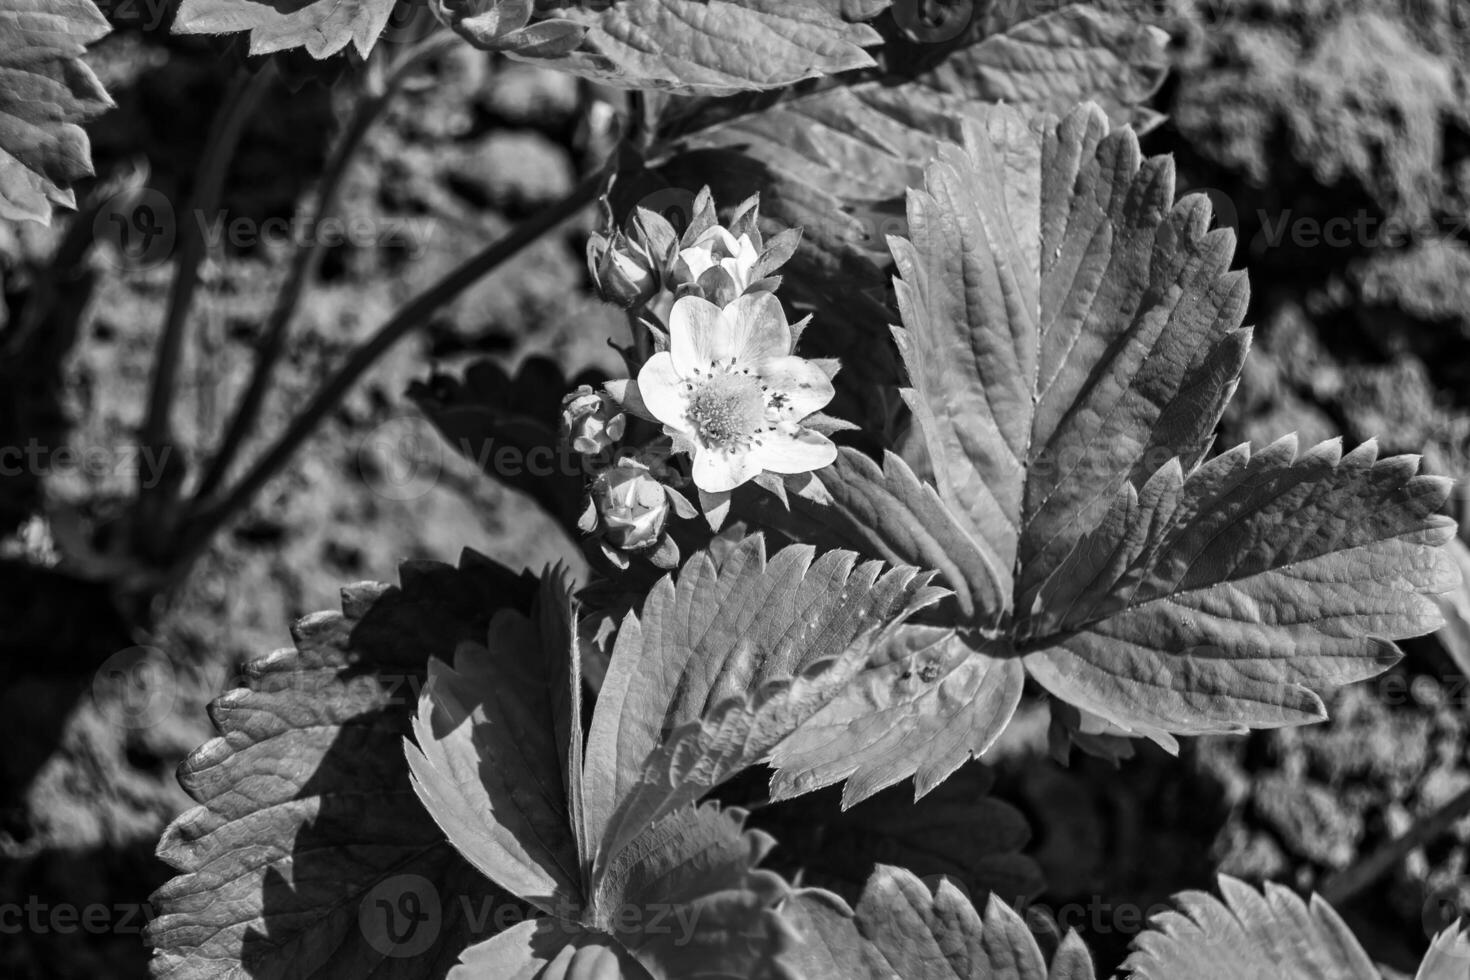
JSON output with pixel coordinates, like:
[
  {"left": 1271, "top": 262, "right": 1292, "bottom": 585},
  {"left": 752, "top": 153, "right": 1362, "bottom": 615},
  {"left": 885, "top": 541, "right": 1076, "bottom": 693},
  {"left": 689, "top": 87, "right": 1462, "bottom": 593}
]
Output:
[
  {"left": 1321, "top": 783, "right": 1470, "bottom": 906},
  {"left": 137, "top": 65, "right": 274, "bottom": 497},
  {"left": 191, "top": 34, "right": 455, "bottom": 504},
  {"left": 177, "top": 166, "right": 606, "bottom": 566}
]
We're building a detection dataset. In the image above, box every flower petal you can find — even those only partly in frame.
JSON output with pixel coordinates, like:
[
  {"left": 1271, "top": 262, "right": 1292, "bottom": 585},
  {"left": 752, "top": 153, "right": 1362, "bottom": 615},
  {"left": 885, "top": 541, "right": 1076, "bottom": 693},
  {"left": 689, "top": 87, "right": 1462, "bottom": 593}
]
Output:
[
  {"left": 669, "top": 295, "right": 727, "bottom": 374},
  {"left": 692, "top": 448, "right": 760, "bottom": 493},
  {"left": 724, "top": 291, "right": 791, "bottom": 365},
  {"left": 636, "top": 352, "right": 692, "bottom": 432},
  {"left": 756, "top": 355, "right": 836, "bottom": 420},
  {"left": 674, "top": 246, "right": 716, "bottom": 285},
  {"left": 747, "top": 428, "right": 836, "bottom": 476}
]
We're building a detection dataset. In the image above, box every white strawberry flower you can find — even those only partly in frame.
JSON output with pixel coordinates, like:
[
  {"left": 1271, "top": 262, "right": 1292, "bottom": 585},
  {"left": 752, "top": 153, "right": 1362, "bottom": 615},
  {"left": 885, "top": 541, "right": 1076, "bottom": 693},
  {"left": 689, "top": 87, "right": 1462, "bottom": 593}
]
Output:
[
  {"left": 636, "top": 293, "right": 837, "bottom": 513},
  {"left": 672, "top": 226, "right": 761, "bottom": 294}
]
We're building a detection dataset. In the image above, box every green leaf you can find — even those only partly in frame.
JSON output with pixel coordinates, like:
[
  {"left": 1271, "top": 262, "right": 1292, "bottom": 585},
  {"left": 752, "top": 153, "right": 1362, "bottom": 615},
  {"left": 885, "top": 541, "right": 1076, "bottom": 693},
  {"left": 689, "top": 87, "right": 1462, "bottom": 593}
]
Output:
[
  {"left": 408, "top": 537, "right": 936, "bottom": 979},
  {"left": 783, "top": 865, "right": 1096, "bottom": 979},
  {"left": 911, "top": 5, "right": 1169, "bottom": 134},
  {"left": 540, "top": 0, "right": 883, "bottom": 95},
  {"left": 446, "top": 806, "right": 790, "bottom": 980},
  {"left": 446, "top": 928, "right": 649, "bottom": 980},
  {"left": 1122, "top": 875, "right": 1378, "bottom": 980},
  {"left": 1023, "top": 438, "right": 1451, "bottom": 737},
  {"left": 582, "top": 533, "right": 945, "bottom": 869},
  {"left": 0, "top": 0, "right": 111, "bottom": 224},
  {"left": 450, "top": 925, "right": 649, "bottom": 980},
  {"left": 147, "top": 552, "right": 538, "bottom": 979},
  {"left": 173, "top": 0, "right": 395, "bottom": 57},
  {"left": 592, "top": 805, "right": 793, "bottom": 979},
  {"left": 770, "top": 624, "right": 1024, "bottom": 804},
  {"left": 405, "top": 573, "right": 586, "bottom": 912},
  {"left": 775, "top": 100, "right": 1458, "bottom": 801},
  {"left": 796, "top": 447, "right": 1010, "bottom": 624}
]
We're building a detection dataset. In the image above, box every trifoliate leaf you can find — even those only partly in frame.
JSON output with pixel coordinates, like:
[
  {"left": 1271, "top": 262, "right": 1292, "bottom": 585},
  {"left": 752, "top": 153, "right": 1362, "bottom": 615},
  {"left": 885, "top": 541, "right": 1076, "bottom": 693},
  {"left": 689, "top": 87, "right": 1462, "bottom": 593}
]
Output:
[
  {"left": 173, "top": 0, "right": 395, "bottom": 57},
  {"left": 0, "top": 0, "right": 112, "bottom": 224},
  {"left": 1122, "top": 875, "right": 1378, "bottom": 980},
  {"left": 147, "top": 552, "right": 538, "bottom": 979},
  {"left": 774, "top": 101, "right": 1457, "bottom": 803},
  {"left": 408, "top": 538, "right": 936, "bottom": 979},
  {"left": 783, "top": 865, "right": 1096, "bottom": 979}
]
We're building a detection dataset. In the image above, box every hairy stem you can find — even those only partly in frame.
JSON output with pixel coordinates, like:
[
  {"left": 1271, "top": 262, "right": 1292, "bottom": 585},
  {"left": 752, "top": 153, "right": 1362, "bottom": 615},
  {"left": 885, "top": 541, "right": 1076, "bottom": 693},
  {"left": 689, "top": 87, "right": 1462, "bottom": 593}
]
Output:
[
  {"left": 177, "top": 167, "right": 606, "bottom": 569},
  {"left": 191, "top": 34, "right": 455, "bottom": 505},
  {"left": 1321, "top": 782, "right": 1470, "bottom": 907},
  {"left": 137, "top": 65, "right": 274, "bottom": 506}
]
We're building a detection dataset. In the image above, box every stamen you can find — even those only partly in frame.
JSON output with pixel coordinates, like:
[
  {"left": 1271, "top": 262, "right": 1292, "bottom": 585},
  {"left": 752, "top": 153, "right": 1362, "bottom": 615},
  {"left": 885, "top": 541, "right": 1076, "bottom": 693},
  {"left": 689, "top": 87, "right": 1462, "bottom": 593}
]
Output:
[{"left": 684, "top": 369, "right": 766, "bottom": 452}]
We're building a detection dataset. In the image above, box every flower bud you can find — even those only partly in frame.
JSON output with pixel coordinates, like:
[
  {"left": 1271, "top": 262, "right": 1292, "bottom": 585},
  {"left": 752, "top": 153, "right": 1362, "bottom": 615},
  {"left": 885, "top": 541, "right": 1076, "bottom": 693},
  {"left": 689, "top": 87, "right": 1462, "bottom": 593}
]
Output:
[
  {"left": 591, "top": 458, "right": 669, "bottom": 552},
  {"left": 561, "top": 385, "right": 626, "bottom": 456},
  {"left": 671, "top": 226, "right": 761, "bottom": 297},
  {"left": 588, "top": 230, "right": 658, "bottom": 308}
]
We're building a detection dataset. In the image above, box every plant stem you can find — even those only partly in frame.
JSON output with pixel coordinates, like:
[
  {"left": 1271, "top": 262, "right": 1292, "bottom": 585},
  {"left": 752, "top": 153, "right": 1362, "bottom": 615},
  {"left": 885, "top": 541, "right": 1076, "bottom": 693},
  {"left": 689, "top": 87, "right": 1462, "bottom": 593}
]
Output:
[
  {"left": 191, "top": 34, "right": 455, "bottom": 504},
  {"left": 177, "top": 167, "right": 606, "bottom": 566},
  {"left": 137, "top": 65, "right": 274, "bottom": 505},
  {"left": 1321, "top": 783, "right": 1470, "bottom": 906}
]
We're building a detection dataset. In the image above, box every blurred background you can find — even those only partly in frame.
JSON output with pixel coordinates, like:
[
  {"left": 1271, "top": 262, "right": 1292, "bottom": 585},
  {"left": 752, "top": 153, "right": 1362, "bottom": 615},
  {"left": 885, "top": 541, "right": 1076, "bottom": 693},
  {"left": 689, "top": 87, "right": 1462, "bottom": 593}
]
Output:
[{"left": 2, "top": 0, "right": 1469, "bottom": 976}]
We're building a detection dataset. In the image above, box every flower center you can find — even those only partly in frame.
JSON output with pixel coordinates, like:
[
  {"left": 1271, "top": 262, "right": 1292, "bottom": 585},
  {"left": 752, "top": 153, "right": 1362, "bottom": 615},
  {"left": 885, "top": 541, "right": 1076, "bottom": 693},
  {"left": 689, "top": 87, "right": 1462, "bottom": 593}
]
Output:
[{"left": 685, "top": 370, "right": 766, "bottom": 451}]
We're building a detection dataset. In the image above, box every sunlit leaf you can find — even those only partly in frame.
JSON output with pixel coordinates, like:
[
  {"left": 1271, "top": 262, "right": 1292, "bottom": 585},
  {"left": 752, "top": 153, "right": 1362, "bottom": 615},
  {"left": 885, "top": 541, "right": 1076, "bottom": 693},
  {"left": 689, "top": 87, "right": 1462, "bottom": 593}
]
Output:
[
  {"left": 0, "top": 0, "right": 112, "bottom": 223},
  {"left": 1123, "top": 876, "right": 1378, "bottom": 980},
  {"left": 783, "top": 865, "right": 1095, "bottom": 979},
  {"left": 774, "top": 100, "right": 1457, "bottom": 801}
]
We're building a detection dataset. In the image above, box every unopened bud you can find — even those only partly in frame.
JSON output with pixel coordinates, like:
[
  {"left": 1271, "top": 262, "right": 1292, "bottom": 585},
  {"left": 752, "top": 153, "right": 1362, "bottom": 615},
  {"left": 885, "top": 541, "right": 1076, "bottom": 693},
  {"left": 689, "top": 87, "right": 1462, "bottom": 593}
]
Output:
[{"left": 561, "top": 385, "right": 626, "bottom": 456}]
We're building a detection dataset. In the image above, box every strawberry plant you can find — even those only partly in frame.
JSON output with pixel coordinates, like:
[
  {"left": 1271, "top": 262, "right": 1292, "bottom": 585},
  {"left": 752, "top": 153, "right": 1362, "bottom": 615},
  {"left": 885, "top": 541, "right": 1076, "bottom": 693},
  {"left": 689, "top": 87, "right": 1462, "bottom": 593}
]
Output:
[{"left": 6, "top": 0, "right": 1470, "bottom": 977}]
